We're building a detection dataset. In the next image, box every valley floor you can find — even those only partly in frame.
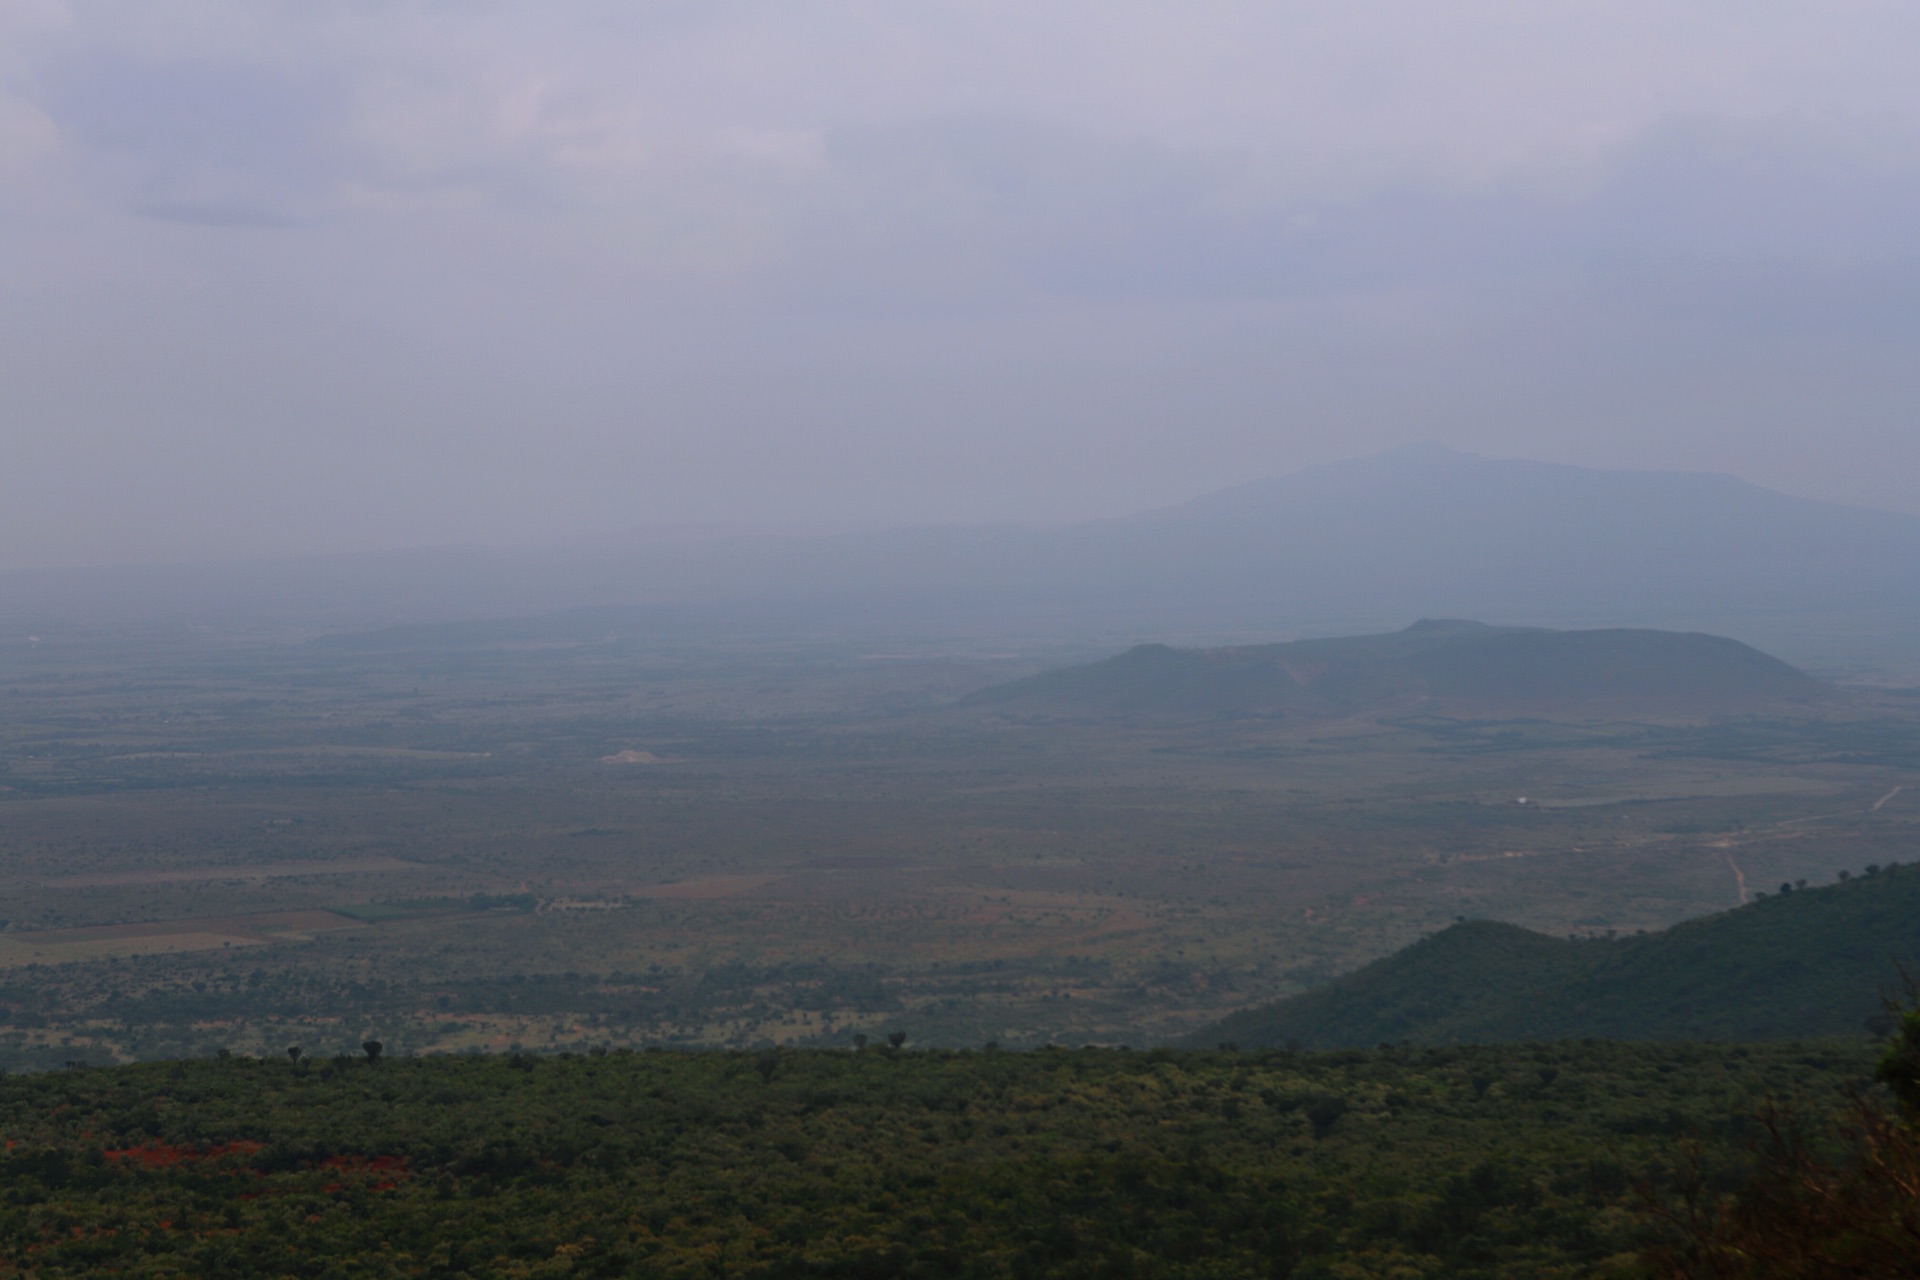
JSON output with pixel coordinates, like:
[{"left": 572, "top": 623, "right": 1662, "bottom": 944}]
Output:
[{"left": 4, "top": 634, "right": 1917, "bottom": 1064}]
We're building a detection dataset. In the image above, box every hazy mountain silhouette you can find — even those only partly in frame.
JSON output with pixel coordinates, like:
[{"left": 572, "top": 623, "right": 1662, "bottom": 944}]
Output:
[
  {"left": 10, "top": 447, "right": 1920, "bottom": 672},
  {"left": 961, "top": 620, "right": 1831, "bottom": 719},
  {"left": 1191, "top": 863, "right": 1920, "bottom": 1047},
  {"left": 1009, "top": 444, "right": 1920, "bottom": 651}
]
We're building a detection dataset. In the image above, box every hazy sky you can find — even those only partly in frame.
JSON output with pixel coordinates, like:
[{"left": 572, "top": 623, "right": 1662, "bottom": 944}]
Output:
[{"left": 5, "top": 2, "right": 1920, "bottom": 568}]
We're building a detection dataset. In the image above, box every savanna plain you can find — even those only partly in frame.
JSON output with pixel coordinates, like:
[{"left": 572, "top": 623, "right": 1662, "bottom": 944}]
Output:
[{"left": 3, "top": 626, "right": 1915, "bottom": 1068}]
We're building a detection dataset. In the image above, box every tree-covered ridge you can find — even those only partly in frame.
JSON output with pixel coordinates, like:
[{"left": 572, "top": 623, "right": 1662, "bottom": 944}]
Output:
[
  {"left": 1197, "top": 861, "right": 1920, "bottom": 1050},
  {"left": 0, "top": 1039, "right": 1875, "bottom": 1278}
]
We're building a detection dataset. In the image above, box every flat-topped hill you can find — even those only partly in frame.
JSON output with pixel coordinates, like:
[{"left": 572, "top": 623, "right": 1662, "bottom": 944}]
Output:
[
  {"left": 962, "top": 620, "right": 1831, "bottom": 719},
  {"left": 1192, "top": 862, "right": 1920, "bottom": 1048}
]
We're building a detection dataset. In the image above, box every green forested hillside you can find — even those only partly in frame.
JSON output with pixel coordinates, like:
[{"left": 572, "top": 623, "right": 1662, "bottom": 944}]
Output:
[
  {"left": 962, "top": 620, "right": 1829, "bottom": 720},
  {"left": 1198, "top": 863, "right": 1920, "bottom": 1050},
  {"left": 0, "top": 1039, "right": 1877, "bottom": 1278}
]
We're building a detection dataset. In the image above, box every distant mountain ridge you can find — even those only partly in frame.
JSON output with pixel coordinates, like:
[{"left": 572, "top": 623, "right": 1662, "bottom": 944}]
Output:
[
  {"left": 962, "top": 620, "right": 1830, "bottom": 719},
  {"left": 1190, "top": 864, "right": 1920, "bottom": 1048},
  {"left": 10, "top": 446, "right": 1920, "bottom": 677}
]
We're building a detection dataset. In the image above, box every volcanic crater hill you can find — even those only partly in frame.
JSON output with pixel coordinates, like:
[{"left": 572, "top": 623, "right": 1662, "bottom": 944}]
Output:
[
  {"left": 1190, "top": 862, "right": 1920, "bottom": 1049},
  {"left": 959, "top": 620, "right": 1833, "bottom": 720}
]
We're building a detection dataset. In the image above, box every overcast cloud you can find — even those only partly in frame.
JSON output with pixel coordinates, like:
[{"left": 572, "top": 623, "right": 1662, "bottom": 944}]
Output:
[{"left": 4, "top": 1, "right": 1920, "bottom": 567}]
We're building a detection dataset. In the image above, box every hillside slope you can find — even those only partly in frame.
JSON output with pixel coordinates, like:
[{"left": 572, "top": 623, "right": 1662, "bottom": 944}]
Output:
[
  {"left": 963, "top": 619, "right": 1830, "bottom": 719},
  {"left": 1195, "top": 863, "right": 1920, "bottom": 1048}
]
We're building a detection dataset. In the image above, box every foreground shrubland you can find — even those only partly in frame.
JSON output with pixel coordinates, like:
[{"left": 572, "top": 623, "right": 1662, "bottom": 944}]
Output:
[{"left": 0, "top": 1038, "right": 1887, "bottom": 1278}]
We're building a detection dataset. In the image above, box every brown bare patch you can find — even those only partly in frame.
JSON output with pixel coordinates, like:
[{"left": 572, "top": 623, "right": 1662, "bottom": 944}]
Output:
[{"left": 0, "top": 910, "right": 365, "bottom": 966}]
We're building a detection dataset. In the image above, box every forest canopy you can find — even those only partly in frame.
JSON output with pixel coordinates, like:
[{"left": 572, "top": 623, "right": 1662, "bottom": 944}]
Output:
[{"left": 0, "top": 1037, "right": 1888, "bottom": 1278}]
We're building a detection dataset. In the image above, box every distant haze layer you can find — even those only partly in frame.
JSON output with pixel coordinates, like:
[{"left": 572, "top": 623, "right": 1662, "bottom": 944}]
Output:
[{"left": 5, "top": 447, "right": 1920, "bottom": 679}]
